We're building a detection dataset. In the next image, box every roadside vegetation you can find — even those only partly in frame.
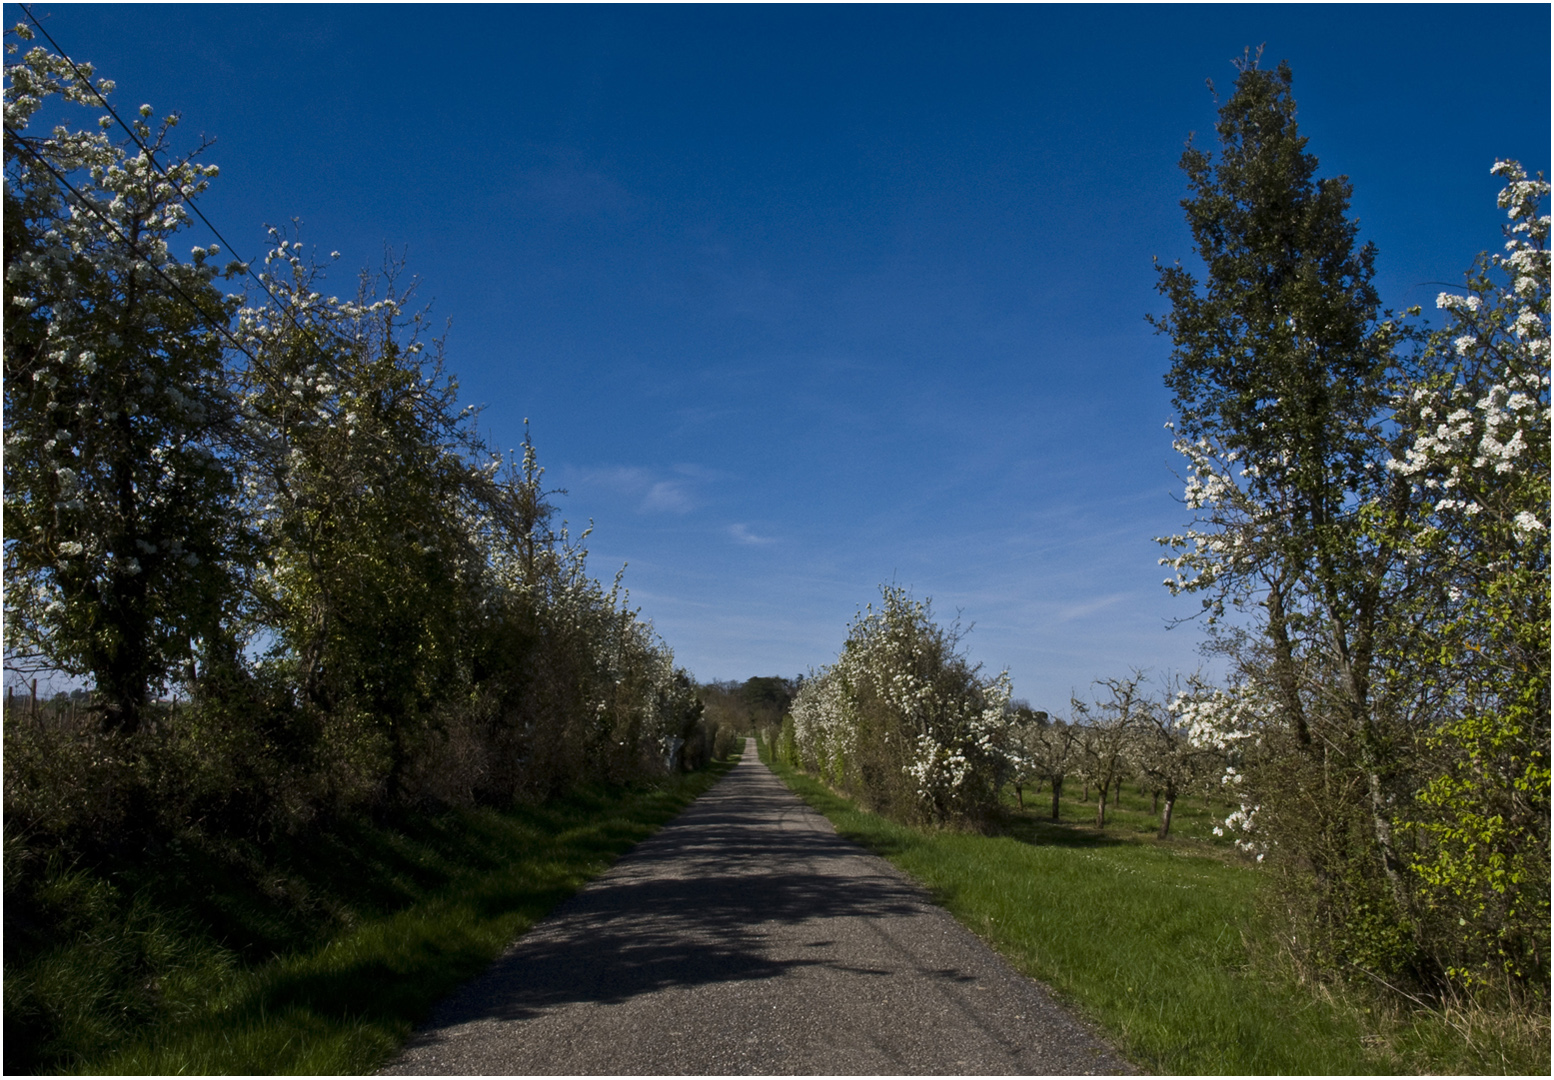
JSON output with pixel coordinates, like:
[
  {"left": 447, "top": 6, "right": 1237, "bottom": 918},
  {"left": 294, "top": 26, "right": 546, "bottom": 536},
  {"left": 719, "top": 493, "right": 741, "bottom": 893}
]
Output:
[
  {"left": 6, "top": 756, "right": 737, "bottom": 1074},
  {"left": 3, "top": 25, "right": 733, "bottom": 1074},
  {"left": 697, "top": 675, "right": 798, "bottom": 760},
  {"left": 1151, "top": 56, "right": 1548, "bottom": 1008}
]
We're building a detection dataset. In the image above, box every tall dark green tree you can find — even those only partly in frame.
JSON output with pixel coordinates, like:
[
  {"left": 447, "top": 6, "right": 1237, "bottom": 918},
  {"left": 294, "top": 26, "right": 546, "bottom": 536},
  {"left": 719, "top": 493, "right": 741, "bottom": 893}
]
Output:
[
  {"left": 1151, "top": 52, "right": 1402, "bottom": 740},
  {"left": 1151, "top": 52, "right": 1422, "bottom": 971}
]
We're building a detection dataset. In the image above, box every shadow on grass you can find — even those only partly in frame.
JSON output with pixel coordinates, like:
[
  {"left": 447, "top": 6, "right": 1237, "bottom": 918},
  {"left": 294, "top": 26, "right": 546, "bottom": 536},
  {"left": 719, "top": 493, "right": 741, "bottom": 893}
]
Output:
[
  {"left": 992, "top": 812, "right": 1133, "bottom": 851},
  {"left": 75, "top": 759, "right": 742, "bottom": 1075},
  {"left": 771, "top": 762, "right": 1133, "bottom": 855}
]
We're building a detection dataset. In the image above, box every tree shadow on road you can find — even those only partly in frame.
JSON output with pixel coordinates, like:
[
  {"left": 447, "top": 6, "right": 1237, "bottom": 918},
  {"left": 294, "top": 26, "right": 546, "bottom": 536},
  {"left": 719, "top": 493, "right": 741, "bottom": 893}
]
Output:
[{"left": 396, "top": 766, "right": 941, "bottom": 1042}]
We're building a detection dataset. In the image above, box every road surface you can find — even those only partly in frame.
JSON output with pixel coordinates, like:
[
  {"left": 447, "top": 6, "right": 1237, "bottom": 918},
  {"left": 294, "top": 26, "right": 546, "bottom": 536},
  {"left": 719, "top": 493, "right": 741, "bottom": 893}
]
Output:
[{"left": 383, "top": 741, "right": 1130, "bottom": 1074}]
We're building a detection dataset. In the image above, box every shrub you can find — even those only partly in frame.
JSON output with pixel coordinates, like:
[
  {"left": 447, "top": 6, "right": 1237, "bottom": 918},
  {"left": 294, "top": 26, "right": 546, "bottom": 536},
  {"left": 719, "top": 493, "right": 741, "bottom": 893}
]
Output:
[{"left": 790, "top": 586, "right": 1016, "bottom": 826}]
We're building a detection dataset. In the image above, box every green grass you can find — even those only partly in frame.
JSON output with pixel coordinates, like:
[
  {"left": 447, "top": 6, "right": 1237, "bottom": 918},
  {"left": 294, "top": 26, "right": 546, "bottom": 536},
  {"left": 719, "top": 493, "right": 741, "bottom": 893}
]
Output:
[
  {"left": 5, "top": 757, "right": 737, "bottom": 1075},
  {"left": 764, "top": 754, "right": 1549, "bottom": 1075}
]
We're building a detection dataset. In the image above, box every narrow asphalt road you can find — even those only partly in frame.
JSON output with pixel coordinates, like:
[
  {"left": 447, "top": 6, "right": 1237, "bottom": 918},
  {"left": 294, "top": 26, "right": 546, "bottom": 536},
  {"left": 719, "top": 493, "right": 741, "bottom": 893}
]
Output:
[{"left": 383, "top": 741, "right": 1130, "bottom": 1075}]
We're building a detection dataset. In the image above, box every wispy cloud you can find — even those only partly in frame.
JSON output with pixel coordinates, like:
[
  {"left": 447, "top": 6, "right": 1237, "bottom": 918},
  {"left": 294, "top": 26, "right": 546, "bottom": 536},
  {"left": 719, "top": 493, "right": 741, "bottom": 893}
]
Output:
[
  {"left": 643, "top": 480, "right": 695, "bottom": 513},
  {"left": 1055, "top": 592, "right": 1129, "bottom": 623},
  {"left": 727, "top": 523, "right": 775, "bottom": 545},
  {"left": 570, "top": 465, "right": 652, "bottom": 491},
  {"left": 565, "top": 464, "right": 706, "bottom": 515},
  {"left": 513, "top": 152, "right": 637, "bottom": 219}
]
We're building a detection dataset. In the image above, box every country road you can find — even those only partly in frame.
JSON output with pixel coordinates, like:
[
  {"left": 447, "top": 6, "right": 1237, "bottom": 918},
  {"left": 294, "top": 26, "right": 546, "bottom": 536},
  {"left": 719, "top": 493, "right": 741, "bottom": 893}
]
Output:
[{"left": 382, "top": 740, "right": 1131, "bottom": 1075}]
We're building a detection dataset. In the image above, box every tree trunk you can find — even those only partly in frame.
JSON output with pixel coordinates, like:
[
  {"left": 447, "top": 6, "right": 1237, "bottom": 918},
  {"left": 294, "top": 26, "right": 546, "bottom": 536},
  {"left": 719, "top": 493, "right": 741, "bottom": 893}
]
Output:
[
  {"left": 1015, "top": 783, "right": 1024, "bottom": 811},
  {"left": 1158, "top": 780, "right": 1177, "bottom": 839},
  {"left": 1322, "top": 591, "right": 1408, "bottom": 912},
  {"left": 1050, "top": 775, "right": 1063, "bottom": 821},
  {"left": 1266, "top": 579, "right": 1311, "bottom": 746},
  {"left": 1152, "top": 789, "right": 1159, "bottom": 815},
  {"left": 1365, "top": 762, "right": 1406, "bottom": 904},
  {"left": 1096, "top": 784, "right": 1107, "bottom": 827}
]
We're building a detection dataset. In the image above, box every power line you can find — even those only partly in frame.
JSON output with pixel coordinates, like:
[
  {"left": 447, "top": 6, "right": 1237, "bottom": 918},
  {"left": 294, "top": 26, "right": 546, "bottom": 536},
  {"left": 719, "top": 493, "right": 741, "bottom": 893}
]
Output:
[
  {"left": 14, "top": 3, "right": 371, "bottom": 403},
  {"left": 3, "top": 126, "right": 439, "bottom": 475},
  {"left": 3, "top": 123, "right": 260, "bottom": 369},
  {"left": 18, "top": 3, "right": 299, "bottom": 324},
  {"left": 4, "top": 16, "right": 471, "bottom": 450},
  {"left": 6, "top": 7, "right": 383, "bottom": 428}
]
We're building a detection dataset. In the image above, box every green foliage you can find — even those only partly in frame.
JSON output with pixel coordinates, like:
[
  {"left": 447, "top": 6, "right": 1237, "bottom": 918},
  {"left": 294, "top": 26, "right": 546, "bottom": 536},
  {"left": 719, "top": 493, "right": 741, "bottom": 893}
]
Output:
[
  {"left": 3, "top": 30, "right": 716, "bottom": 1073},
  {"left": 698, "top": 675, "right": 796, "bottom": 737},
  {"left": 2, "top": 29, "right": 702, "bottom": 820},
  {"left": 776, "top": 713, "right": 799, "bottom": 767},
  {"left": 1390, "top": 168, "right": 1551, "bottom": 990},
  {"left": 695, "top": 675, "right": 796, "bottom": 769},
  {"left": 242, "top": 261, "right": 476, "bottom": 746},
  {"left": 1152, "top": 55, "right": 1393, "bottom": 516},
  {"left": 4, "top": 29, "right": 247, "bottom": 731},
  {"left": 790, "top": 586, "right": 1016, "bottom": 825}
]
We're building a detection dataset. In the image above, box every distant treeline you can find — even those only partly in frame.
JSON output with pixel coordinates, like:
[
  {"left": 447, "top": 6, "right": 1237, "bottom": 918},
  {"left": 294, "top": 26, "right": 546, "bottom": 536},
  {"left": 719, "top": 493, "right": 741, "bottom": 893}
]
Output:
[{"left": 693, "top": 675, "right": 797, "bottom": 764}]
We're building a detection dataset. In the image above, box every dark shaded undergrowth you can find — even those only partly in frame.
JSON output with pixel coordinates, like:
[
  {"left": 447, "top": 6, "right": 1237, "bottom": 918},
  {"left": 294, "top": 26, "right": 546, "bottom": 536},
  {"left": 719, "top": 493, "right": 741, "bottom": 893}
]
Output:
[{"left": 4, "top": 756, "right": 737, "bottom": 1074}]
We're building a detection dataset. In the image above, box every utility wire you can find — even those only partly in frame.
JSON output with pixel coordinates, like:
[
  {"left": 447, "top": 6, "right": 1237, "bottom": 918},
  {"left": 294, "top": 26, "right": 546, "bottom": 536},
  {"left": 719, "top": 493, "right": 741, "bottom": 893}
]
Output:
[
  {"left": 3, "top": 123, "right": 261, "bottom": 369},
  {"left": 1, "top": 128, "right": 446, "bottom": 492},
  {"left": 15, "top": 2, "right": 375, "bottom": 410},
  {"left": 7, "top": 7, "right": 374, "bottom": 427}
]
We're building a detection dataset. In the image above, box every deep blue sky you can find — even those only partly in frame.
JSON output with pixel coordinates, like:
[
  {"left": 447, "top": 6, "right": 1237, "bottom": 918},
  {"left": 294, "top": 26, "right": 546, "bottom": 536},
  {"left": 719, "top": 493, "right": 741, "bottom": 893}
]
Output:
[{"left": 11, "top": 4, "right": 1549, "bottom": 710}]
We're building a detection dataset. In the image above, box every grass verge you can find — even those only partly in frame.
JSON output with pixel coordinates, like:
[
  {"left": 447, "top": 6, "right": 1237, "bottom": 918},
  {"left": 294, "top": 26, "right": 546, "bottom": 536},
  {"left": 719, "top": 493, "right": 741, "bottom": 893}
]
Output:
[
  {"left": 5, "top": 757, "right": 737, "bottom": 1075},
  {"left": 763, "top": 753, "right": 1548, "bottom": 1075}
]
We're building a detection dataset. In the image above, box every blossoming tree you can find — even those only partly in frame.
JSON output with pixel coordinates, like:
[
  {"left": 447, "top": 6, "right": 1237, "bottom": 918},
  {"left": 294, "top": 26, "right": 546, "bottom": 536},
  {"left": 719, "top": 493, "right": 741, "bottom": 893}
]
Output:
[
  {"left": 4, "top": 27, "right": 246, "bottom": 731},
  {"left": 1387, "top": 162, "right": 1550, "bottom": 989},
  {"left": 790, "top": 586, "right": 1017, "bottom": 824},
  {"left": 4, "top": 27, "right": 702, "bottom": 816}
]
